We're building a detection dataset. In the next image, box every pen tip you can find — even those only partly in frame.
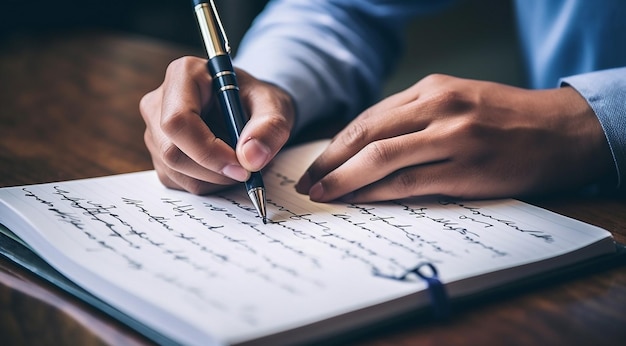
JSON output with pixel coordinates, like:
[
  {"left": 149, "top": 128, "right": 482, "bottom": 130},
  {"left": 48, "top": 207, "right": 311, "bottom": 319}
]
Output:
[{"left": 248, "top": 186, "right": 267, "bottom": 225}]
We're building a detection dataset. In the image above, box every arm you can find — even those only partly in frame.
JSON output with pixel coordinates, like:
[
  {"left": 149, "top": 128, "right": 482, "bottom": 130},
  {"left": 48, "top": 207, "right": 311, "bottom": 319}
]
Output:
[
  {"left": 140, "top": 0, "right": 452, "bottom": 195},
  {"left": 234, "top": 0, "right": 454, "bottom": 134},
  {"left": 291, "top": 0, "right": 625, "bottom": 201}
]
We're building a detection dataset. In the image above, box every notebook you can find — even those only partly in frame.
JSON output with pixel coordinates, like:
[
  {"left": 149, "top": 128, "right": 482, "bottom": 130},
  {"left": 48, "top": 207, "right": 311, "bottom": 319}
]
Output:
[{"left": 0, "top": 139, "right": 620, "bottom": 345}]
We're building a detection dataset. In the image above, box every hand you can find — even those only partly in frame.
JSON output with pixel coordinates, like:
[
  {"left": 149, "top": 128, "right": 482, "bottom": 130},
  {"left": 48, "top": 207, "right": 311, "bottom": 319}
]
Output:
[
  {"left": 295, "top": 74, "right": 613, "bottom": 202},
  {"left": 140, "top": 56, "right": 295, "bottom": 194}
]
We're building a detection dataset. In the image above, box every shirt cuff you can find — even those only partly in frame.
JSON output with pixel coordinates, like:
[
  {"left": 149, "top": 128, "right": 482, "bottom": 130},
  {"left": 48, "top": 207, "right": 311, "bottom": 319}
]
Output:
[{"left": 560, "top": 67, "right": 626, "bottom": 194}]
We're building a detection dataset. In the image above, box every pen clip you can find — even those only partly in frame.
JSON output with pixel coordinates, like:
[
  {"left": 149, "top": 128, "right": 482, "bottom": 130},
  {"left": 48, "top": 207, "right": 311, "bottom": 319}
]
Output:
[
  {"left": 193, "top": 0, "right": 231, "bottom": 57},
  {"left": 208, "top": 0, "right": 231, "bottom": 54}
]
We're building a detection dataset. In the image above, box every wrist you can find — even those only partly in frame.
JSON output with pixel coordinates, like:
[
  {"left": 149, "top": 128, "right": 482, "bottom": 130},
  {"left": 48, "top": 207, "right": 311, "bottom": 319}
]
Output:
[{"left": 554, "top": 86, "right": 614, "bottom": 186}]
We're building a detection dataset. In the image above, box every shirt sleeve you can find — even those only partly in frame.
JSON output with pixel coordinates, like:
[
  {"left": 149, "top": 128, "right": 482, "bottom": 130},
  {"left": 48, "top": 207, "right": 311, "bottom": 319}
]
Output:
[
  {"left": 233, "top": 0, "right": 453, "bottom": 134},
  {"left": 560, "top": 67, "right": 626, "bottom": 194}
]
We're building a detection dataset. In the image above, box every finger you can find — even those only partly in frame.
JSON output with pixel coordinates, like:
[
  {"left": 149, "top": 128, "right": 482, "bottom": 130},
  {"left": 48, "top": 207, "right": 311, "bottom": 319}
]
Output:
[
  {"left": 140, "top": 80, "right": 245, "bottom": 185},
  {"left": 144, "top": 128, "right": 237, "bottom": 186},
  {"left": 306, "top": 130, "right": 449, "bottom": 202},
  {"left": 341, "top": 153, "right": 531, "bottom": 203},
  {"left": 296, "top": 94, "right": 432, "bottom": 194},
  {"left": 236, "top": 71, "right": 295, "bottom": 172},
  {"left": 159, "top": 57, "right": 250, "bottom": 181},
  {"left": 339, "top": 157, "right": 514, "bottom": 203},
  {"left": 151, "top": 154, "right": 227, "bottom": 195},
  {"left": 339, "top": 162, "right": 457, "bottom": 203}
]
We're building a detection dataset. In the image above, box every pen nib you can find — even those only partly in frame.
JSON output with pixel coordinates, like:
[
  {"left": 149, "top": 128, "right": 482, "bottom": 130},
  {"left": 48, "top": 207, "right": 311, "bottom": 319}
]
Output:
[{"left": 248, "top": 187, "right": 267, "bottom": 225}]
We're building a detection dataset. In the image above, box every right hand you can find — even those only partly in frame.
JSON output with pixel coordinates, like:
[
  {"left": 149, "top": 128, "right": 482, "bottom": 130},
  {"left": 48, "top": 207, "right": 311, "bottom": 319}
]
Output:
[{"left": 140, "top": 56, "right": 295, "bottom": 194}]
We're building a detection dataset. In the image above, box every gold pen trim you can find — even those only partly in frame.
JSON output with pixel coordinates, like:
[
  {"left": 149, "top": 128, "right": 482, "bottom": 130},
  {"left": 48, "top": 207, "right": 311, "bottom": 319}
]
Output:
[
  {"left": 219, "top": 85, "right": 239, "bottom": 92},
  {"left": 194, "top": 1, "right": 230, "bottom": 58},
  {"left": 214, "top": 70, "right": 235, "bottom": 78}
]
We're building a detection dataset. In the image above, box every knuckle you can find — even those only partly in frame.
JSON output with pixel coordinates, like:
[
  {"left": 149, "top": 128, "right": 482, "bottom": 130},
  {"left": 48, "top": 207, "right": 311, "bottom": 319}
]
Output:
[
  {"left": 431, "top": 90, "right": 476, "bottom": 117},
  {"left": 138, "top": 91, "right": 154, "bottom": 120},
  {"left": 161, "top": 142, "right": 185, "bottom": 167},
  {"left": 193, "top": 142, "right": 222, "bottom": 168},
  {"left": 263, "top": 113, "right": 292, "bottom": 140},
  {"left": 430, "top": 88, "right": 463, "bottom": 107},
  {"left": 419, "top": 73, "right": 451, "bottom": 87},
  {"left": 418, "top": 74, "right": 476, "bottom": 113},
  {"left": 160, "top": 110, "right": 189, "bottom": 136},
  {"left": 362, "top": 141, "right": 396, "bottom": 166},
  {"left": 458, "top": 117, "right": 485, "bottom": 138},
  {"left": 166, "top": 56, "right": 202, "bottom": 76},
  {"left": 446, "top": 111, "right": 487, "bottom": 142},
  {"left": 390, "top": 170, "right": 419, "bottom": 195},
  {"left": 341, "top": 120, "right": 369, "bottom": 148}
]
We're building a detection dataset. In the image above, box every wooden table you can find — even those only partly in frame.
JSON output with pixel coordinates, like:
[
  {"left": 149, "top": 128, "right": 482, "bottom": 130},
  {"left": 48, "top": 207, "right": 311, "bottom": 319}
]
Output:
[{"left": 1, "top": 32, "right": 625, "bottom": 346}]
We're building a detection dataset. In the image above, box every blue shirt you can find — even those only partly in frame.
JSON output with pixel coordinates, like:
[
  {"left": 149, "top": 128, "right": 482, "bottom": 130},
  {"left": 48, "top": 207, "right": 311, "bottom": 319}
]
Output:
[{"left": 234, "top": 0, "right": 626, "bottom": 194}]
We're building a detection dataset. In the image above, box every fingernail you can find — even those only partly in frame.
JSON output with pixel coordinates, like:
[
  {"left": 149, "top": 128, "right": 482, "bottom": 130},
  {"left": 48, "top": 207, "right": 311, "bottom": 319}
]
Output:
[
  {"left": 309, "top": 182, "right": 324, "bottom": 201},
  {"left": 243, "top": 138, "right": 271, "bottom": 171},
  {"left": 295, "top": 171, "right": 311, "bottom": 194},
  {"left": 222, "top": 164, "right": 249, "bottom": 181}
]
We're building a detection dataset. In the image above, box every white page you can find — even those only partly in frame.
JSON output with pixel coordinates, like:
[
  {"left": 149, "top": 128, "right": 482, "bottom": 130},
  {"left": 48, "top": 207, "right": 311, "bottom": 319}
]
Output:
[{"left": 0, "top": 140, "right": 614, "bottom": 345}]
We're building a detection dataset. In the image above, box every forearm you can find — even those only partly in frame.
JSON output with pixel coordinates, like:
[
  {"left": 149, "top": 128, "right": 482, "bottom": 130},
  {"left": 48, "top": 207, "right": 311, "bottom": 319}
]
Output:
[{"left": 233, "top": 0, "right": 450, "bottom": 134}]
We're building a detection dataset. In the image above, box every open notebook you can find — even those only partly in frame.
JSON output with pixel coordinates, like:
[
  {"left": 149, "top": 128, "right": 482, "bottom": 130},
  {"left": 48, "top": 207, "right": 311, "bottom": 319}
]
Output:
[{"left": 0, "top": 139, "right": 620, "bottom": 345}]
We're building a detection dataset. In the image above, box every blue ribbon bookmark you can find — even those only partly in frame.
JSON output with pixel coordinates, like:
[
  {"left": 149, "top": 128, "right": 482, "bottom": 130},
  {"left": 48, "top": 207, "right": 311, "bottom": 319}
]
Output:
[
  {"left": 376, "top": 262, "right": 451, "bottom": 320},
  {"left": 401, "top": 262, "right": 451, "bottom": 320}
]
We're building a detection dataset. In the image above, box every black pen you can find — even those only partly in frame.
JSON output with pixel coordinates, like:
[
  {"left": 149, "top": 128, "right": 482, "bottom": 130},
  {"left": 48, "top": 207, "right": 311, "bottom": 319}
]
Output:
[{"left": 192, "top": 0, "right": 267, "bottom": 224}]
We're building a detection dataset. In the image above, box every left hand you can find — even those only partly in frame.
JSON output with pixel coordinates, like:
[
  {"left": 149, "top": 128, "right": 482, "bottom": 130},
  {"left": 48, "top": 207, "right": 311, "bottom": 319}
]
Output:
[{"left": 295, "top": 74, "right": 614, "bottom": 202}]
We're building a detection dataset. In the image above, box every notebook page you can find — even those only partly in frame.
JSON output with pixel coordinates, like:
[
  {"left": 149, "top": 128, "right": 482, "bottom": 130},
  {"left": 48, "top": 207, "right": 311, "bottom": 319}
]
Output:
[{"left": 0, "top": 140, "right": 613, "bottom": 345}]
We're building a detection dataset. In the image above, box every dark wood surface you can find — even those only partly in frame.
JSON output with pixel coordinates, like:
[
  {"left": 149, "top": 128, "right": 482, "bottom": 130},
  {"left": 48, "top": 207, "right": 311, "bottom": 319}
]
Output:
[{"left": 1, "top": 32, "right": 625, "bottom": 346}]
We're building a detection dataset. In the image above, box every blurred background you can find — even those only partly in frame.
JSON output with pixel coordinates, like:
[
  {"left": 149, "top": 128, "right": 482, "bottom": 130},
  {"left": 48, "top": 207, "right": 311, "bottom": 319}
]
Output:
[{"left": 1, "top": 0, "right": 525, "bottom": 96}]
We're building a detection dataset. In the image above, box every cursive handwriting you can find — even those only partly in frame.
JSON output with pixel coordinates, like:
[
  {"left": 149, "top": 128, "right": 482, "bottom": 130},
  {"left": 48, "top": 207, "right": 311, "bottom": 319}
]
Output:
[{"left": 441, "top": 200, "right": 554, "bottom": 243}]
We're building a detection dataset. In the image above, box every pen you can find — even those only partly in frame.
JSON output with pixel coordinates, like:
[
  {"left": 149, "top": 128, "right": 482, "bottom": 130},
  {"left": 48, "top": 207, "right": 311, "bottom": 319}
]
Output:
[{"left": 192, "top": 0, "right": 267, "bottom": 224}]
